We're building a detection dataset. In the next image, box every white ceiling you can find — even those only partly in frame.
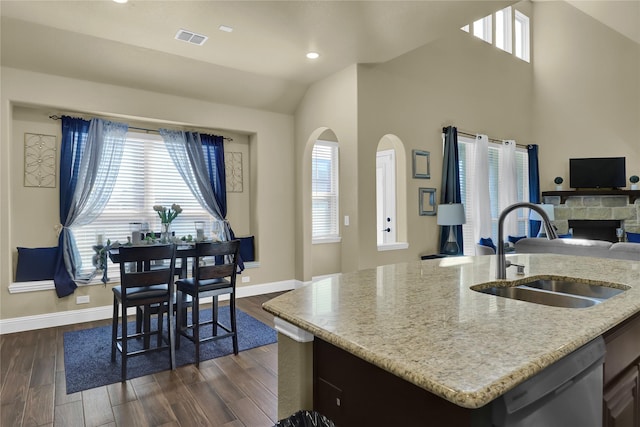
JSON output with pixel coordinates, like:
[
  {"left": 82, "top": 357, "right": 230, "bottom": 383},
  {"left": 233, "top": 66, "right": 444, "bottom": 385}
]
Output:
[{"left": 1, "top": 0, "right": 638, "bottom": 114}]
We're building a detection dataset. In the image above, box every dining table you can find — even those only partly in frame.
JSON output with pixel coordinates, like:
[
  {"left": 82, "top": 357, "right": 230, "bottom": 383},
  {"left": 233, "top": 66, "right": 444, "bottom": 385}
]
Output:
[{"left": 108, "top": 243, "right": 197, "bottom": 278}]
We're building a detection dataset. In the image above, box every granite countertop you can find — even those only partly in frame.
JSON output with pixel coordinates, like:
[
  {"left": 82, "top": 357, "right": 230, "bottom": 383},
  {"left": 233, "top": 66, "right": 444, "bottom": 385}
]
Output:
[{"left": 262, "top": 253, "right": 640, "bottom": 409}]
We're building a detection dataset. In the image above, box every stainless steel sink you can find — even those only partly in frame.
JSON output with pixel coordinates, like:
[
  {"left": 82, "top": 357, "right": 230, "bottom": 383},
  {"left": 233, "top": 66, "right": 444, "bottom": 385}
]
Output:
[
  {"left": 524, "top": 279, "right": 625, "bottom": 300},
  {"left": 471, "top": 277, "right": 629, "bottom": 308}
]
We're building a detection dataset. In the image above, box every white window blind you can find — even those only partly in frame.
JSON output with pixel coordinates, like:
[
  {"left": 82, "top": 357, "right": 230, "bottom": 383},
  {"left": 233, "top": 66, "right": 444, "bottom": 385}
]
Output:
[
  {"left": 458, "top": 137, "right": 529, "bottom": 255},
  {"left": 72, "top": 132, "right": 214, "bottom": 279},
  {"left": 312, "top": 140, "right": 339, "bottom": 241}
]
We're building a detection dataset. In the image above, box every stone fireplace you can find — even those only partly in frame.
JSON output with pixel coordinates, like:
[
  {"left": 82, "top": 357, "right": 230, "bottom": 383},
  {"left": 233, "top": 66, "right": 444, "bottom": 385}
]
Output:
[{"left": 542, "top": 191, "right": 640, "bottom": 242}]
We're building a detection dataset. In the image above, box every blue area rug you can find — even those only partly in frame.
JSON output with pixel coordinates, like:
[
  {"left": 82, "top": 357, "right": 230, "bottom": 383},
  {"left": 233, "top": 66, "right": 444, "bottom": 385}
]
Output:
[{"left": 63, "top": 307, "right": 276, "bottom": 393}]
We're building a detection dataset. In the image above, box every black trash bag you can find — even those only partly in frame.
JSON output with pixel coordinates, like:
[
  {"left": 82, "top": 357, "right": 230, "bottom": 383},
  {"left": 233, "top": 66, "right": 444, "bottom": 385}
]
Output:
[{"left": 274, "top": 410, "right": 336, "bottom": 427}]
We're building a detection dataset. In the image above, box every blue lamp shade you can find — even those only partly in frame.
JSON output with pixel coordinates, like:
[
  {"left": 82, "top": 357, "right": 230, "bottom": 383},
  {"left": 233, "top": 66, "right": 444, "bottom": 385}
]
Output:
[{"left": 437, "top": 204, "right": 466, "bottom": 255}]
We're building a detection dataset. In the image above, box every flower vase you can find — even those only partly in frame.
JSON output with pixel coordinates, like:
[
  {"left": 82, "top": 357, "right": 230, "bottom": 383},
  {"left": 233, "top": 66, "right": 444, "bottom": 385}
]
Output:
[
  {"left": 161, "top": 222, "right": 172, "bottom": 243},
  {"left": 632, "top": 184, "right": 639, "bottom": 191}
]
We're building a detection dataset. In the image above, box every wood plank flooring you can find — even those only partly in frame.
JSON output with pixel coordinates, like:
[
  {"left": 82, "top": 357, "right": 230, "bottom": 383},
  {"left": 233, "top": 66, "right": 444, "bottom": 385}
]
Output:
[{"left": 1, "top": 292, "right": 285, "bottom": 427}]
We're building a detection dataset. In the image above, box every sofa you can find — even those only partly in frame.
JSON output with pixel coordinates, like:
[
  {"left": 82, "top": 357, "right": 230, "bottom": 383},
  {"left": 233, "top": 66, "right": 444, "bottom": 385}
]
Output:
[{"left": 514, "top": 238, "right": 640, "bottom": 261}]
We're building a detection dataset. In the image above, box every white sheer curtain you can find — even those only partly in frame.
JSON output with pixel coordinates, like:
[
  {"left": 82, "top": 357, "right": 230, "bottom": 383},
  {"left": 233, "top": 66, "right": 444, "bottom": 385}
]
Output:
[
  {"left": 159, "top": 129, "right": 230, "bottom": 240},
  {"left": 499, "top": 140, "right": 518, "bottom": 239},
  {"left": 65, "top": 118, "right": 127, "bottom": 282},
  {"left": 472, "top": 134, "right": 492, "bottom": 252}
]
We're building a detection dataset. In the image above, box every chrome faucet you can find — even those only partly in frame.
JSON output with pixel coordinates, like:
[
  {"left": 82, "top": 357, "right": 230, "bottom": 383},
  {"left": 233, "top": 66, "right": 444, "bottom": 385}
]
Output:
[{"left": 496, "top": 202, "right": 558, "bottom": 279}]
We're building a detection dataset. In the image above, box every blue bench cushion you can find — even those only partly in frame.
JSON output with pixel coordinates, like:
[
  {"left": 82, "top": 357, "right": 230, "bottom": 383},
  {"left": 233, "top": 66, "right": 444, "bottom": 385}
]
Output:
[
  {"left": 16, "top": 246, "right": 59, "bottom": 282},
  {"left": 238, "top": 236, "right": 255, "bottom": 262}
]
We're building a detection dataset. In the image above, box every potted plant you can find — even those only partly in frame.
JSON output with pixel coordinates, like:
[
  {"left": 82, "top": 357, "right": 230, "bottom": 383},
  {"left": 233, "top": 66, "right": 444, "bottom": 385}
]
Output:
[
  {"left": 554, "top": 176, "right": 563, "bottom": 191},
  {"left": 631, "top": 175, "right": 639, "bottom": 190}
]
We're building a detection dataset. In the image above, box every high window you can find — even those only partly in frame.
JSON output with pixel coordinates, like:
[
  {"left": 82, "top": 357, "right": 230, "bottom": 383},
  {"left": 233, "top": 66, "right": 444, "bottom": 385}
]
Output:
[
  {"left": 461, "top": 7, "right": 530, "bottom": 62},
  {"left": 514, "top": 10, "right": 531, "bottom": 62},
  {"left": 495, "top": 6, "right": 513, "bottom": 54},
  {"left": 312, "top": 140, "right": 340, "bottom": 243},
  {"left": 457, "top": 136, "right": 530, "bottom": 254},
  {"left": 72, "top": 132, "right": 214, "bottom": 279},
  {"left": 473, "top": 14, "right": 492, "bottom": 44}
]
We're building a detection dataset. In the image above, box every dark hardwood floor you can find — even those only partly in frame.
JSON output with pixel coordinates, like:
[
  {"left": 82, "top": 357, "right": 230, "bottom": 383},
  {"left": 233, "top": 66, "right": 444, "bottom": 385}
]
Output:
[{"left": 1, "top": 292, "right": 285, "bottom": 427}]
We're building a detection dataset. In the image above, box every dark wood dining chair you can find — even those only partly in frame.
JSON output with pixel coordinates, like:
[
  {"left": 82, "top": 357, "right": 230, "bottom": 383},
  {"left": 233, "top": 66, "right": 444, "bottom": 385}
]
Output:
[
  {"left": 111, "top": 244, "right": 176, "bottom": 382},
  {"left": 175, "top": 240, "right": 240, "bottom": 367}
]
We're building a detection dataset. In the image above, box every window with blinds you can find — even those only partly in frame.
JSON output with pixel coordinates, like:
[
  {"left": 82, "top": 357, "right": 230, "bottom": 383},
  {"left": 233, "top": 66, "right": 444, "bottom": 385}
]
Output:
[
  {"left": 312, "top": 140, "right": 340, "bottom": 242},
  {"left": 458, "top": 136, "right": 529, "bottom": 255},
  {"left": 72, "top": 132, "right": 214, "bottom": 280}
]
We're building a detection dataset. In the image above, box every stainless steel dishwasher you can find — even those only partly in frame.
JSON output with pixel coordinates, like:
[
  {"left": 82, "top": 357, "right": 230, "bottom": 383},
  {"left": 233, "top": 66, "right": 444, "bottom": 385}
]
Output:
[{"left": 491, "top": 336, "right": 606, "bottom": 427}]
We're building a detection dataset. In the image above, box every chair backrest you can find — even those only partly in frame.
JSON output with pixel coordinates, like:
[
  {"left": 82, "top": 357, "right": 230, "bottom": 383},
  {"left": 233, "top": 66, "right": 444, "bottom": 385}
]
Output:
[
  {"left": 194, "top": 240, "right": 240, "bottom": 285},
  {"left": 118, "top": 244, "right": 176, "bottom": 289}
]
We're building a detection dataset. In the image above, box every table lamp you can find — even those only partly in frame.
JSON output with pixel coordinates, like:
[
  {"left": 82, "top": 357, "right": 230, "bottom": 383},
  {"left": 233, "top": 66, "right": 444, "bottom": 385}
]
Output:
[
  {"left": 529, "top": 204, "right": 555, "bottom": 237},
  {"left": 437, "top": 203, "right": 466, "bottom": 255}
]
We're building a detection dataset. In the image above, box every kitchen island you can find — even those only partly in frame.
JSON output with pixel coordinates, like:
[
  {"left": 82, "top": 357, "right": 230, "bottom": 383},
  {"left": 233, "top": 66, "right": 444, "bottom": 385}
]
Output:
[{"left": 262, "top": 253, "right": 640, "bottom": 425}]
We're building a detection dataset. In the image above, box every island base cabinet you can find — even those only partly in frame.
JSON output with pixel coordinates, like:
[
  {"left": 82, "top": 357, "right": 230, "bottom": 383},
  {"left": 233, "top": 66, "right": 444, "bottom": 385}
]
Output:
[
  {"left": 603, "top": 365, "right": 640, "bottom": 427},
  {"left": 603, "top": 310, "right": 640, "bottom": 427},
  {"left": 313, "top": 338, "right": 492, "bottom": 427}
]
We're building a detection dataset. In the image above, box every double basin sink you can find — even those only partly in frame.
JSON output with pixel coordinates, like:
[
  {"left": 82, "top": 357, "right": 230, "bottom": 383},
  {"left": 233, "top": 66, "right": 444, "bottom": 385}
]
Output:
[{"left": 471, "top": 277, "right": 629, "bottom": 308}]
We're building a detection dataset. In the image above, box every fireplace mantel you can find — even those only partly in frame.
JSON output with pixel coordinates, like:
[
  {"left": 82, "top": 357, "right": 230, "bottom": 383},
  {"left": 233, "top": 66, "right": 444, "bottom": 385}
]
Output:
[{"left": 542, "top": 190, "right": 640, "bottom": 204}]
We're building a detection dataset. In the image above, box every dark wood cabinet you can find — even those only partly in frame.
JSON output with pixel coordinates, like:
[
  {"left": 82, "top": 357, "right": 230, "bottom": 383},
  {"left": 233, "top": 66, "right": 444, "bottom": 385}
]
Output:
[
  {"left": 313, "top": 310, "right": 640, "bottom": 426},
  {"left": 603, "top": 365, "right": 640, "bottom": 427},
  {"left": 603, "top": 311, "right": 640, "bottom": 427}
]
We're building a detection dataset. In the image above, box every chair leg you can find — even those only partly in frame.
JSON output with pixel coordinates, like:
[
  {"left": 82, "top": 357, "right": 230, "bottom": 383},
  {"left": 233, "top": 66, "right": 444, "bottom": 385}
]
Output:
[
  {"left": 175, "top": 291, "right": 183, "bottom": 350},
  {"left": 136, "top": 306, "right": 143, "bottom": 338},
  {"left": 121, "top": 302, "right": 128, "bottom": 382},
  {"left": 230, "top": 292, "right": 238, "bottom": 355},
  {"left": 193, "top": 294, "right": 200, "bottom": 367},
  {"left": 157, "top": 303, "right": 164, "bottom": 348},
  {"left": 212, "top": 296, "right": 218, "bottom": 336},
  {"left": 143, "top": 305, "right": 151, "bottom": 349},
  {"left": 111, "top": 297, "right": 118, "bottom": 362}
]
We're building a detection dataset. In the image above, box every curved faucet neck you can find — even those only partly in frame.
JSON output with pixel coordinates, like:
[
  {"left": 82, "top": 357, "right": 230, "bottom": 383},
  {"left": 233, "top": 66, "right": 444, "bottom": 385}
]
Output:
[{"left": 496, "top": 202, "right": 558, "bottom": 279}]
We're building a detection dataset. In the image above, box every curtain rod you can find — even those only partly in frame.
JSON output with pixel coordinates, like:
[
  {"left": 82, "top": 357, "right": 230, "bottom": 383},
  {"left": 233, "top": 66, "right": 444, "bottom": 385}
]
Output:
[
  {"left": 443, "top": 127, "right": 528, "bottom": 149},
  {"left": 48, "top": 115, "right": 233, "bottom": 141}
]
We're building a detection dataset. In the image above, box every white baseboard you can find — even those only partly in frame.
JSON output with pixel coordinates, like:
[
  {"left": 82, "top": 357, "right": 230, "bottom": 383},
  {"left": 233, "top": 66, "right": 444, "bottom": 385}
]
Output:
[{"left": 0, "top": 279, "right": 301, "bottom": 335}]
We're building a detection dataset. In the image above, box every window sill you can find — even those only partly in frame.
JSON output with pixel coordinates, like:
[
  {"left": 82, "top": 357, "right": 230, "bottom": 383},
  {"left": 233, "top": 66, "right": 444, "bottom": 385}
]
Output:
[
  {"left": 8, "top": 262, "right": 262, "bottom": 294},
  {"left": 377, "top": 242, "right": 409, "bottom": 252},
  {"left": 312, "top": 237, "right": 342, "bottom": 245}
]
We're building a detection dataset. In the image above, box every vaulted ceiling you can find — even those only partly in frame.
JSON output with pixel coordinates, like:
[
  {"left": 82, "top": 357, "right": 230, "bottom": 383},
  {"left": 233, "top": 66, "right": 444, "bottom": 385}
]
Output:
[{"left": 1, "top": 1, "right": 637, "bottom": 114}]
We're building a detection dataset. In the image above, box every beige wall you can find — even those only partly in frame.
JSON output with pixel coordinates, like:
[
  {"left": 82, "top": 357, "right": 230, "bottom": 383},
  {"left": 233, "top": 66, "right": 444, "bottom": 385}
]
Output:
[
  {"left": 532, "top": 1, "right": 640, "bottom": 189},
  {"left": 294, "top": 65, "right": 358, "bottom": 281},
  {"left": 353, "top": 1, "right": 534, "bottom": 270},
  {"left": 1, "top": 67, "right": 295, "bottom": 320}
]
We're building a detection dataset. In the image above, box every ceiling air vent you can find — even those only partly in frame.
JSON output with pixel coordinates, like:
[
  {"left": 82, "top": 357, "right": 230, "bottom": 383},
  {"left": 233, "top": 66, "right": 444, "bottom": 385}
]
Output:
[{"left": 175, "top": 29, "right": 208, "bottom": 46}]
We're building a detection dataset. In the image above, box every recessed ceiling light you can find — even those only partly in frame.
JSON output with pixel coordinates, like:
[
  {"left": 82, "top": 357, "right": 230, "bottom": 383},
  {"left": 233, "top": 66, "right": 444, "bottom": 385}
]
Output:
[
  {"left": 306, "top": 52, "right": 320, "bottom": 59},
  {"left": 219, "top": 25, "right": 233, "bottom": 33},
  {"left": 113, "top": 0, "right": 128, "bottom": 3}
]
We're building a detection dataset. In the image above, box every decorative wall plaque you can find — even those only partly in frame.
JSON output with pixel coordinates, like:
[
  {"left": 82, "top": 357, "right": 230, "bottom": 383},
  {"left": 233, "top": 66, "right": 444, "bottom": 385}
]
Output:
[
  {"left": 225, "top": 152, "right": 243, "bottom": 193},
  {"left": 24, "top": 133, "right": 57, "bottom": 188}
]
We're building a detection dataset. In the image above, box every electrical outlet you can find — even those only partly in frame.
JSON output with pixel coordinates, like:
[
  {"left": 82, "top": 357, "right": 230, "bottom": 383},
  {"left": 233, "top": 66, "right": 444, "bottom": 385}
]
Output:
[
  {"left": 76, "top": 295, "right": 90, "bottom": 304},
  {"left": 242, "top": 276, "right": 250, "bottom": 283}
]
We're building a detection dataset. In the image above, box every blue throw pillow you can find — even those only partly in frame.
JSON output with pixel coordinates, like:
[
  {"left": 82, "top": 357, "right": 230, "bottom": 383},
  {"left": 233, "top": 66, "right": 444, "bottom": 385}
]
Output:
[
  {"left": 15, "top": 246, "right": 58, "bottom": 282},
  {"left": 478, "top": 237, "right": 496, "bottom": 252},
  {"left": 557, "top": 234, "right": 572, "bottom": 239},
  {"left": 507, "top": 235, "right": 526, "bottom": 244},
  {"left": 627, "top": 232, "right": 640, "bottom": 243}
]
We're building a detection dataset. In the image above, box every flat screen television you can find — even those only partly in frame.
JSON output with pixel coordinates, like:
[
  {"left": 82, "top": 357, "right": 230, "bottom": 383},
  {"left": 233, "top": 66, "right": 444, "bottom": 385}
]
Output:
[{"left": 569, "top": 157, "right": 626, "bottom": 189}]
